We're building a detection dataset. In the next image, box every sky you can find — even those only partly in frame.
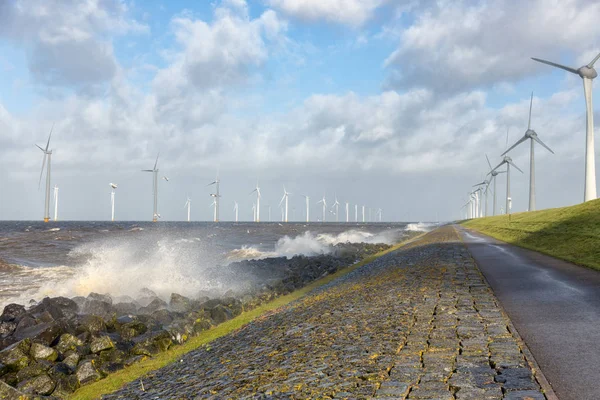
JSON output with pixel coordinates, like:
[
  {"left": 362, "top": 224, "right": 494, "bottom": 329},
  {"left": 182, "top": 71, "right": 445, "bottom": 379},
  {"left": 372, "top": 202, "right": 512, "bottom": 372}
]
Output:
[{"left": 0, "top": 0, "right": 599, "bottom": 222}]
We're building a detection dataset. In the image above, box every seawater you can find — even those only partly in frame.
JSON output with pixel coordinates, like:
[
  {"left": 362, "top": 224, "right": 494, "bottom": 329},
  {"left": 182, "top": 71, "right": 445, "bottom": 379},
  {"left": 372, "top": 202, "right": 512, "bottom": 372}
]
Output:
[{"left": 0, "top": 221, "right": 436, "bottom": 308}]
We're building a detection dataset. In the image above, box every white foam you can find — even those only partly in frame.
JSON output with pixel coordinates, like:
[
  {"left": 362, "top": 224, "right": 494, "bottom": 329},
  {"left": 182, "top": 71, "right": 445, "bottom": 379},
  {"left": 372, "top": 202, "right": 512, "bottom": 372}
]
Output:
[{"left": 405, "top": 222, "right": 436, "bottom": 232}]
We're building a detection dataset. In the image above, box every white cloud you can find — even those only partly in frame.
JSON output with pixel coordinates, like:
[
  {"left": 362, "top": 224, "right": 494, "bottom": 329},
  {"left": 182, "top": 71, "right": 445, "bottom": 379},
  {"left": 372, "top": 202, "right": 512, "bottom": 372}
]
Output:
[
  {"left": 268, "top": 0, "right": 386, "bottom": 26},
  {"left": 384, "top": 0, "right": 600, "bottom": 92}
]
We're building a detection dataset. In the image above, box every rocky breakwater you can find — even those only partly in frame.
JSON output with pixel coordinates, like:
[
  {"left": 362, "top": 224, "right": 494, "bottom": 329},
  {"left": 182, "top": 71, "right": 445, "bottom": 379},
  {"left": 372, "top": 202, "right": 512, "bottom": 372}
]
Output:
[{"left": 0, "top": 242, "right": 390, "bottom": 398}]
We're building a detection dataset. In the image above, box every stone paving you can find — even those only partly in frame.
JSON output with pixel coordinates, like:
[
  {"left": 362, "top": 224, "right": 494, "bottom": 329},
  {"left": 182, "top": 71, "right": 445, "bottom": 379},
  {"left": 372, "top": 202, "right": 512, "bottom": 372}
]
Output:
[{"left": 103, "top": 227, "right": 546, "bottom": 399}]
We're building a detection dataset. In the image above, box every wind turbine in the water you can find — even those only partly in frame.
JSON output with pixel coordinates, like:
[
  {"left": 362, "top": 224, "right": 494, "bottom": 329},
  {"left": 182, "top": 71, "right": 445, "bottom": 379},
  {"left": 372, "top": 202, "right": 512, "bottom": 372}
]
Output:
[
  {"left": 207, "top": 172, "right": 220, "bottom": 222},
  {"left": 184, "top": 197, "right": 191, "bottom": 222},
  {"left": 491, "top": 131, "right": 523, "bottom": 215},
  {"left": 317, "top": 196, "right": 327, "bottom": 222},
  {"left": 233, "top": 201, "right": 239, "bottom": 222},
  {"left": 110, "top": 183, "right": 117, "bottom": 221},
  {"left": 36, "top": 124, "right": 54, "bottom": 222},
  {"left": 301, "top": 195, "right": 310, "bottom": 222},
  {"left": 250, "top": 182, "right": 261, "bottom": 222},
  {"left": 362, "top": 205, "right": 365, "bottom": 222},
  {"left": 502, "top": 92, "right": 554, "bottom": 211},
  {"left": 532, "top": 51, "right": 600, "bottom": 202},
  {"left": 252, "top": 203, "right": 256, "bottom": 222},
  {"left": 209, "top": 197, "right": 217, "bottom": 221},
  {"left": 354, "top": 204, "right": 358, "bottom": 222},
  {"left": 345, "top": 202, "right": 349, "bottom": 223},
  {"left": 53, "top": 185, "right": 59, "bottom": 222},
  {"left": 332, "top": 196, "right": 340, "bottom": 222},
  {"left": 142, "top": 153, "right": 161, "bottom": 222},
  {"left": 279, "top": 186, "right": 291, "bottom": 223},
  {"left": 377, "top": 208, "right": 382, "bottom": 222}
]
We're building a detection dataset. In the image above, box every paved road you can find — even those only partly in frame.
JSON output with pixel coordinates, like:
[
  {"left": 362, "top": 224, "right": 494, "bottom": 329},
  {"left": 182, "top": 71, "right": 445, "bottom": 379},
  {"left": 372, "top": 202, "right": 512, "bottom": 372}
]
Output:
[{"left": 457, "top": 226, "right": 600, "bottom": 400}]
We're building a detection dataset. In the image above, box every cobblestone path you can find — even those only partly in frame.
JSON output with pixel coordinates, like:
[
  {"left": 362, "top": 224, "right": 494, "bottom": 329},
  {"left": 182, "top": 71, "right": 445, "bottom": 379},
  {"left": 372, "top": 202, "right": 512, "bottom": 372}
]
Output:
[{"left": 103, "top": 227, "right": 547, "bottom": 399}]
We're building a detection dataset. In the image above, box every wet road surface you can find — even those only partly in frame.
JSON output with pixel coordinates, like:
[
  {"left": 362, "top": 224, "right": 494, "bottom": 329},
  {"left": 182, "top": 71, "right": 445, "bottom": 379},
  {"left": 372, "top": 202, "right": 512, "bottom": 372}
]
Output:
[{"left": 457, "top": 225, "right": 600, "bottom": 400}]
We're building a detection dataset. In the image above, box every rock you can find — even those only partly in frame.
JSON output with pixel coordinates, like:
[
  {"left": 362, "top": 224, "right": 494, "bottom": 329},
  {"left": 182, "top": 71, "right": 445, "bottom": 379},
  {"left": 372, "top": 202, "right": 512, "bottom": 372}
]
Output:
[
  {"left": 35, "top": 311, "right": 55, "bottom": 324},
  {"left": 14, "top": 315, "right": 37, "bottom": 334},
  {"left": 17, "top": 373, "right": 56, "bottom": 395},
  {"left": 54, "top": 333, "right": 83, "bottom": 354},
  {"left": 169, "top": 293, "right": 192, "bottom": 313},
  {"left": 30, "top": 297, "right": 78, "bottom": 321},
  {"left": 116, "top": 315, "right": 135, "bottom": 325},
  {"left": 151, "top": 309, "right": 176, "bottom": 326},
  {"left": 118, "top": 321, "right": 147, "bottom": 340},
  {"left": 192, "top": 318, "right": 212, "bottom": 334},
  {"left": 131, "top": 331, "right": 172, "bottom": 356},
  {"left": 87, "top": 292, "right": 113, "bottom": 305},
  {"left": 0, "top": 321, "right": 16, "bottom": 338},
  {"left": 81, "top": 299, "right": 114, "bottom": 319},
  {"left": 0, "top": 339, "right": 31, "bottom": 371},
  {"left": 62, "top": 351, "right": 80, "bottom": 371},
  {"left": 75, "top": 360, "right": 103, "bottom": 385},
  {"left": 0, "top": 372, "right": 17, "bottom": 386},
  {"left": 16, "top": 361, "right": 51, "bottom": 382},
  {"left": 210, "top": 304, "right": 233, "bottom": 324},
  {"left": 90, "top": 336, "right": 114, "bottom": 354},
  {"left": 0, "top": 380, "right": 32, "bottom": 399},
  {"left": 138, "top": 298, "right": 168, "bottom": 314},
  {"left": 76, "top": 314, "right": 106, "bottom": 335},
  {"left": 29, "top": 343, "right": 58, "bottom": 362},
  {"left": 0, "top": 304, "right": 26, "bottom": 322},
  {"left": 114, "top": 302, "right": 138, "bottom": 315},
  {"left": 71, "top": 296, "right": 86, "bottom": 310},
  {"left": 52, "top": 373, "right": 80, "bottom": 397},
  {"left": 13, "top": 321, "right": 64, "bottom": 346}
]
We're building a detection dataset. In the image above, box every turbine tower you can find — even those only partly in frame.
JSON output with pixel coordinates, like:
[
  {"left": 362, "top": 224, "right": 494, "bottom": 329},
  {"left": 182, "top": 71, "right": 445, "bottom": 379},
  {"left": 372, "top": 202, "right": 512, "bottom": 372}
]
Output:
[
  {"left": 354, "top": 204, "right": 358, "bottom": 222},
  {"left": 279, "top": 186, "right": 291, "bottom": 223},
  {"left": 210, "top": 194, "right": 219, "bottom": 222},
  {"left": 142, "top": 153, "right": 161, "bottom": 222},
  {"left": 473, "top": 179, "right": 490, "bottom": 217},
  {"left": 485, "top": 155, "right": 506, "bottom": 216},
  {"left": 53, "top": 186, "right": 59, "bottom": 222},
  {"left": 345, "top": 202, "right": 349, "bottom": 223},
  {"left": 110, "top": 183, "right": 117, "bottom": 221},
  {"left": 250, "top": 182, "right": 261, "bottom": 222},
  {"left": 491, "top": 155, "right": 523, "bottom": 216},
  {"left": 502, "top": 93, "right": 554, "bottom": 211},
  {"left": 36, "top": 125, "right": 54, "bottom": 222},
  {"left": 362, "top": 205, "right": 365, "bottom": 222},
  {"left": 207, "top": 173, "right": 220, "bottom": 222},
  {"left": 317, "top": 196, "right": 327, "bottom": 222},
  {"left": 532, "top": 51, "right": 600, "bottom": 202},
  {"left": 332, "top": 196, "right": 340, "bottom": 222},
  {"left": 184, "top": 197, "right": 191, "bottom": 222},
  {"left": 302, "top": 195, "right": 310, "bottom": 222},
  {"left": 234, "top": 201, "right": 239, "bottom": 222},
  {"left": 252, "top": 203, "right": 256, "bottom": 222}
]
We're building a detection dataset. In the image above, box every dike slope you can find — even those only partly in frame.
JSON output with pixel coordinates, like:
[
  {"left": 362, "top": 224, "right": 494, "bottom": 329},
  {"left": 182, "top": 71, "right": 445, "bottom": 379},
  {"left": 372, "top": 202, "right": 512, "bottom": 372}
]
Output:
[
  {"left": 101, "top": 227, "right": 547, "bottom": 400},
  {"left": 461, "top": 199, "right": 600, "bottom": 271}
]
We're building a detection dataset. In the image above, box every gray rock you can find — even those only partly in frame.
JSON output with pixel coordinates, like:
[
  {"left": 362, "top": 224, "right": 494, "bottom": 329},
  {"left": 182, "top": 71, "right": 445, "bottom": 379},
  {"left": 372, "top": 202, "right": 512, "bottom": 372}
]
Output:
[
  {"left": 62, "top": 351, "right": 80, "bottom": 371},
  {"left": 75, "top": 360, "right": 103, "bottom": 385},
  {"left": 13, "top": 321, "right": 64, "bottom": 346},
  {"left": 0, "top": 339, "right": 31, "bottom": 371},
  {"left": 138, "top": 298, "right": 168, "bottom": 314},
  {"left": 151, "top": 309, "right": 176, "bottom": 326},
  {"left": 30, "top": 297, "right": 78, "bottom": 321},
  {"left": 17, "top": 373, "right": 56, "bottom": 395},
  {"left": 169, "top": 293, "right": 192, "bottom": 313},
  {"left": 114, "top": 302, "right": 138, "bottom": 315},
  {"left": 16, "top": 361, "right": 51, "bottom": 382},
  {"left": 210, "top": 304, "right": 233, "bottom": 324},
  {"left": 29, "top": 343, "right": 58, "bottom": 362},
  {"left": 54, "top": 333, "right": 83, "bottom": 354},
  {"left": 118, "top": 321, "right": 147, "bottom": 340},
  {"left": 131, "top": 330, "right": 172, "bottom": 356},
  {"left": 51, "top": 373, "right": 80, "bottom": 397},
  {"left": 0, "top": 380, "right": 31, "bottom": 398},
  {"left": 0, "top": 304, "right": 26, "bottom": 322},
  {"left": 77, "top": 314, "right": 106, "bottom": 335},
  {"left": 0, "top": 321, "right": 16, "bottom": 337},
  {"left": 87, "top": 292, "right": 113, "bottom": 305},
  {"left": 81, "top": 299, "right": 114, "bottom": 319},
  {"left": 90, "top": 336, "right": 114, "bottom": 354}
]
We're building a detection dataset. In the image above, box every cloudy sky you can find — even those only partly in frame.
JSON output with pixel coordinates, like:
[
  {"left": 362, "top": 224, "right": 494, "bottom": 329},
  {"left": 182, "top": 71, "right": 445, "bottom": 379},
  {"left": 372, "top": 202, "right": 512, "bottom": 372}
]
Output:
[{"left": 0, "top": 0, "right": 599, "bottom": 222}]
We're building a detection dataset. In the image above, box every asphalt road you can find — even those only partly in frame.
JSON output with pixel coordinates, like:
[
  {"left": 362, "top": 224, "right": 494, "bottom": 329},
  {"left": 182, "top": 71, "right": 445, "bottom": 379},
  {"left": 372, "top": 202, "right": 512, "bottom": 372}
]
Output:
[{"left": 457, "top": 226, "right": 600, "bottom": 400}]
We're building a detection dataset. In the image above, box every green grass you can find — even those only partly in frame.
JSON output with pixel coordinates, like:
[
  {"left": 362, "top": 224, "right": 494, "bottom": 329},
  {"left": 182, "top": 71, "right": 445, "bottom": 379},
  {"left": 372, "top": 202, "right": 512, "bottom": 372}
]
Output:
[
  {"left": 69, "top": 232, "right": 426, "bottom": 400},
  {"left": 461, "top": 199, "right": 600, "bottom": 270}
]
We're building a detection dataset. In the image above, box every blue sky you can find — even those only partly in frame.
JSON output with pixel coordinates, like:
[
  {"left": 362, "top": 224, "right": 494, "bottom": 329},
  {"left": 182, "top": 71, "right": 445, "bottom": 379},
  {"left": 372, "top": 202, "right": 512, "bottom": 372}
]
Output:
[{"left": 0, "top": 0, "right": 599, "bottom": 221}]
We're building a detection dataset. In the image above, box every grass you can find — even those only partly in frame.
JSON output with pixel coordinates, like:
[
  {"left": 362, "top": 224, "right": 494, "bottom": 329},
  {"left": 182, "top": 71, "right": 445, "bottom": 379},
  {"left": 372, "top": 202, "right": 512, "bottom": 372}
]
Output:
[
  {"left": 69, "top": 232, "right": 426, "bottom": 400},
  {"left": 461, "top": 198, "right": 600, "bottom": 270}
]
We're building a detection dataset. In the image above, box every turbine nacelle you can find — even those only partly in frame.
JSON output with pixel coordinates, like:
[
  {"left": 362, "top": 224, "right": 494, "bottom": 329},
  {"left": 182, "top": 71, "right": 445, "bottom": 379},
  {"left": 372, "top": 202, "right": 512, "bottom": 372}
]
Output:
[{"left": 578, "top": 66, "right": 598, "bottom": 79}]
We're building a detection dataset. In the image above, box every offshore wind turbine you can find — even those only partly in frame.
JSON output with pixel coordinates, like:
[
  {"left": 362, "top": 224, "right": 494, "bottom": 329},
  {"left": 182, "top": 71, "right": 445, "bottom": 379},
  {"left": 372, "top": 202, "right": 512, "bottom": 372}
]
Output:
[
  {"left": 279, "top": 186, "right": 291, "bottom": 222},
  {"left": 362, "top": 205, "right": 366, "bottom": 222},
  {"left": 354, "top": 204, "right": 358, "bottom": 222},
  {"left": 110, "top": 183, "right": 117, "bottom": 221},
  {"left": 252, "top": 203, "right": 256, "bottom": 222},
  {"left": 36, "top": 125, "right": 54, "bottom": 222},
  {"left": 207, "top": 173, "right": 220, "bottom": 222},
  {"left": 345, "top": 202, "right": 349, "bottom": 223},
  {"left": 302, "top": 195, "right": 310, "bottom": 222},
  {"left": 502, "top": 93, "right": 554, "bottom": 211},
  {"left": 234, "top": 201, "right": 239, "bottom": 222},
  {"left": 332, "top": 196, "right": 340, "bottom": 222},
  {"left": 184, "top": 197, "right": 191, "bottom": 222},
  {"left": 532, "top": 51, "right": 600, "bottom": 202},
  {"left": 317, "top": 196, "right": 327, "bottom": 222},
  {"left": 250, "top": 182, "right": 261, "bottom": 222},
  {"left": 210, "top": 198, "right": 217, "bottom": 221},
  {"left": 142, "top": 153, "right": 161, "bottom": 222},
  {"left": 53, "top": 186, "right": 58, "bottom": 222}
]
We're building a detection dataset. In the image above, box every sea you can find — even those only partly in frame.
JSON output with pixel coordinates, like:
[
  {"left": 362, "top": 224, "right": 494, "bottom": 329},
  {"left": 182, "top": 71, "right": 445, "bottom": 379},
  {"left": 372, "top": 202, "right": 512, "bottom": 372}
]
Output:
[{"left": 0, "top": 221, "right": 436, "bottom": 309}]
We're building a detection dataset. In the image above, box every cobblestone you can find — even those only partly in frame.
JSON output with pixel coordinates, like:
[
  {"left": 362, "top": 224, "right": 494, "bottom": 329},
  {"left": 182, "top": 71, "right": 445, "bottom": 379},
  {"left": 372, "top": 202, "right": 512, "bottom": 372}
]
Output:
[{"left": 103, "top": 227, "right": 545, "bottom": 399}]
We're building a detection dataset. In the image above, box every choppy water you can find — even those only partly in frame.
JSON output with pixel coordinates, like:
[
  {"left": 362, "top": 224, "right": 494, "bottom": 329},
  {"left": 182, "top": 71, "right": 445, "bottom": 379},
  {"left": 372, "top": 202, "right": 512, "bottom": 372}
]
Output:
[{"left": 0, "top": 221, "right": 436, "bottom": 308}]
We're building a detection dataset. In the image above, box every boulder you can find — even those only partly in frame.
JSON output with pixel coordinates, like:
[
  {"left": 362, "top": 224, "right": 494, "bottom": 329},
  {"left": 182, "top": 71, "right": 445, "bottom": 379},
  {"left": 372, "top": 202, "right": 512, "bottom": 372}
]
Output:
[
  {"left": 192, "top": 318, "right": 212, "bottom": 334},
  {"left": 114, "top": 302, "right": 138, "bottom": 315},
  {"left": 0, "top": 321, "right": 16, "bottom": 338},
  {"left": 131, "top": 331, "right": 172, "bottom": 356},
  {"left": 0, "top": 380, "right": 32, "bottom": 398},
  {"left": 14, "top": 315, "right": 37, "bottom": 334},
  {"left": 118, "top": 321, "right": 147, "bottom": 341},
  {"left": 29, "top": 343, "right": 57, "bottom": 362},
  {"left": 0, "top": 304, "right": 26, "bottom": 322},
  {"left": 138, "top": 298, "right": 168, "bottom": 314},
  {"left": 54, "top": 333, "right": 83, "bottom": 354},
  {"left": 0, "top": 372, "right": 17, "bottom": 386},
  {"left": 76, "top": 315, "right": 106, "bottom": 335},
  {"left": 30, "top": 297, "right": 78, "bottom": 321},
  {"left": 71, "top": 296, "right": 87, "bottom": 310},
  {"left": 116, "top": 315, "right": 135, "bottom": 325},
  {"left": 16, "top": 361, "right": 51, "bottom": 383},
  {"left": 169, "top": 293, "right": 192, "bottom": 313},
  {"left": 87, "top": 292, "right": 113, "bottom": 305},
  {"left": 62, "top": 352, "right": 80, "bottom": 371},
  {"left": 51, "top": 373, "right": 80, "bottom": 397},
  {"left": 210, "top": 304, "right": 233, "bottom": 324},
  {"left": 13, "top": 321, "right": 64, "bottom": 346},
  {"left": 75, "top": 360, "right": 103, "bottom": 385},
  {"left": 17, "top": 373, "right": 56, "bottom": 395},
  {"left": 81, "top": 299, "right": 114, "bottom": 319},
  {"left": 90, "top": 336, "right": 114, "bottom": 354},
  {"left": 151, "top": 309, "right": 176, "bottom": 326},
  {"left": 0, "top": 339, "right": 31, "bottom": 371}
]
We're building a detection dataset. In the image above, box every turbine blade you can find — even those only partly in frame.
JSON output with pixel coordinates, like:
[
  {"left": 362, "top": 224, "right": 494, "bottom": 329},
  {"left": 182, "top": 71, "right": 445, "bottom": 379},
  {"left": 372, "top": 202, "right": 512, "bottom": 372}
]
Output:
[
  {"left": 528, "top": 92, "right": 533, "bottom": 130},
  {"left": 38, "top": 153, "right": 47, "bottom": 189},
  {"left": 206, "top": 181, "right": 216, "bottom": 186},
  {"left": 501, "top": 135, "right": 528, "bottom": 156},
  {"left": 485, "top": 154, "right": 492, "bottom": 170},
  {"left": 491, "top": 160, "right": 505, "bottom": 172},
  {"left": 154, "top": 153, "right": 159, "bottom": 170},
  {"left": 531, "top": 57, "right": 579, "bottom": 74},
  {"left": 142, "top": 169, "right": 153, "bottom": 172},
  {"left": 35, "top": 144, "right": 45, "bottom": 151},
  {"left": 279, "top": 195, "right": 285, "bottom": 206},
  {"left": 496, "top": 170, "right": 507, "bottom": 174},
  {"left": 45, "top": 123, "right": 54, "bottom": 151},
  {"left": 587, "top": 52, "right": 600, "bottom": 68},
  {"left": 509, "top": 160, "right": 524, "bottom": 173},
  {"left": 533, "top": 136, "right": 555, "bottom": 154}
]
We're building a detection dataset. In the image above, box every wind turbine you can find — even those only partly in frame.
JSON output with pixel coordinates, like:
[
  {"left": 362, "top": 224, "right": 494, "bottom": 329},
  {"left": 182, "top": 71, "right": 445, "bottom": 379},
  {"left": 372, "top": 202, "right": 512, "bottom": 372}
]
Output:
[
  {"left": 317, "top": 196, "right": 327, "bottom": 222},
  {"left": 110, "top": 183, "right": 117, "bottom": 221},
  {"left": 184, "top": 197, "right": 191, "bottom": 222},
  {"left": 279, "top": 186, "right": 291, "bottom": 223},
  {"left": 491, "top": 142, "right": 523, "bottom": 216},
  {"left": 234, "top": 201, "right": 239, "bottom": 222},
  {"left": 250, "top": 182, "right": 261, "bottom": 222},
  {"left": 532, "top": 51, "right": 600, "bottom": 202},
  {"left": 36, "top": 125, "right": 54, "bottom": 222},
  {"left": 473, "top": 179, "right": 490, "bottom": 217},
  {"left": 53, "top": 186, "right": 59, "bottom": 222},
  {"left": 142, "top": 153, "right": 161, "bottom": 222},
  {"left": 362, "top": 205, "right": 365, "bottom": 222},
  {"left": 354, "top": 204, "right": 358, "bottom": 222},
  {"left": 502, "top": 93, "right": 554, "bottom": 211},
  {"left": 484, "top": 155, "right": 506, "bottom": 216},
  {"left": 207, "top": 173, "right": 220, "bottom": 222},
  {"left": 332, "top": 196, "right": 340, "bottom": 222},
  {"left": 210, "top": 194, "right": 219, "bottom": 222},
  {"left": 345, "top": 202, "right": 349, "bottom": 223},
  {"left": 252, "top": 203, "right": 256, "bottom": 222},
  {"left": 302, "top": 195, "right": 310, "bottom": 222},
  {"left": 377, "top": 208, "right": 382, "bottom": 222}
]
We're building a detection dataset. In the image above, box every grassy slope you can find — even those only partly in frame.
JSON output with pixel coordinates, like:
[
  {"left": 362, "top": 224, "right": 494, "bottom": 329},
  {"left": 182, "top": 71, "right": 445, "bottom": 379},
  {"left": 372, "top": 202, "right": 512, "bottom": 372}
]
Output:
[
  {"left": 462, "top": 199, "right": 600, "bottom": 270},
  {"left": 69, "top": 232, "right": 426, "bottom": 400}
]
